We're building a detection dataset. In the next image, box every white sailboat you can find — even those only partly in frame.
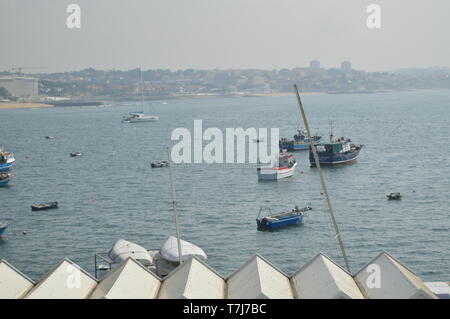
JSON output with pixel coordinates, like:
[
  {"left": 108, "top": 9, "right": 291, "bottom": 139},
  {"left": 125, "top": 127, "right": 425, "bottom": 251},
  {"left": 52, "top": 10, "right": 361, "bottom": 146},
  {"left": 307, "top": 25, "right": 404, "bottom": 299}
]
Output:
[{"left": 122, "top": 67, "right": 159, "bottom": 123}]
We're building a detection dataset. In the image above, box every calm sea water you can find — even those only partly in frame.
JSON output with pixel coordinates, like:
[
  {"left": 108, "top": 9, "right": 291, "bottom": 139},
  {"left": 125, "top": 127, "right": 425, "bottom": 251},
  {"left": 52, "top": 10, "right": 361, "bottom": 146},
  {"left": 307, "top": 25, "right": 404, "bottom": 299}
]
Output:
[{"left": 0, "top": 91, "right": 449, "bottom": 282}]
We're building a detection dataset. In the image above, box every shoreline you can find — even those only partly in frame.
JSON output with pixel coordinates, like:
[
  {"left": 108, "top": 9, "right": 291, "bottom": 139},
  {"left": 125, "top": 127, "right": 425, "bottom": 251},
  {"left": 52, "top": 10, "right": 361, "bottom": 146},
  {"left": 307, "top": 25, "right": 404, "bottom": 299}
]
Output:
[{"left": 0, "top": 103, "right": 53, "bottom": 109}]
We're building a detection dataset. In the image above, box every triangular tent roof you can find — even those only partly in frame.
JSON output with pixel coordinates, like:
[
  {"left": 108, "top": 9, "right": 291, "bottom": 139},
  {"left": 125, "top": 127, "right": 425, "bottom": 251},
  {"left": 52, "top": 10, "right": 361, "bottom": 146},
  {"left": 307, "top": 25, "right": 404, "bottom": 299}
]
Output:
[
  {"left": 24, "top": 258, "right": 97, "bottom": 299},
  {"left": 157, "top": 256, "right": 225, "bottom": 299},
  {"left": 89, "top": 257, "right": 161, "bottom": 299},
  {"left": 226, "top": 254, "right": 294, "bottom": 299},
  {"left": 290, "top": 253, "right": 364, "bottom": 299},
  {"left": 354, "top": 251, "right": 437, "bottom": 299},
  {"left": 0, "top": 260, "right": 34, "bottom": 299}
]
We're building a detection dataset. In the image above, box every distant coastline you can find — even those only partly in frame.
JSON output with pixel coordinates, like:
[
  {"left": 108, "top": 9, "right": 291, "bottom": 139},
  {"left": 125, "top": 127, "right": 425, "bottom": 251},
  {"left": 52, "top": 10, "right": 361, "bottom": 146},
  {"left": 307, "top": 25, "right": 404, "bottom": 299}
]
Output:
[{"left": 0, "top": 102, "right": 53, "bottom": 109}]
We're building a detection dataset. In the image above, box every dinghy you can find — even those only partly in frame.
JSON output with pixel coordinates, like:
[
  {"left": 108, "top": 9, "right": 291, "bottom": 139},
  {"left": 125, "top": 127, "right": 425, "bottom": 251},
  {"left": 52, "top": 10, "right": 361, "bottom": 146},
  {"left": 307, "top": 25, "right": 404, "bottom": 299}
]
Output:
[
  {"left": 387, "top": 192, "right": 401, "bottom": 200},
  {"left": 160, "top": 236, "right": 207, "bottom": 263},
  {"left": 31, "top": 201, "right": 58, "bottom": 211},
  {"left": 108, "top": 239, "right": 154, "bottom": 266}
]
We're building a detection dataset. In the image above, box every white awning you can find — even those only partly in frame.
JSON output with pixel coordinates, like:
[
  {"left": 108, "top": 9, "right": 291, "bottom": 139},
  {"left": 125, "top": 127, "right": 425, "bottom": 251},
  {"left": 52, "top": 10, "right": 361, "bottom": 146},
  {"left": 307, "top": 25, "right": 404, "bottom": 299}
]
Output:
[
  {"left": 108, "top": 239, "right": 153, "bottom": 266},
  {"left": 160, "top": 236, "right": 207, "bottom": 263}
]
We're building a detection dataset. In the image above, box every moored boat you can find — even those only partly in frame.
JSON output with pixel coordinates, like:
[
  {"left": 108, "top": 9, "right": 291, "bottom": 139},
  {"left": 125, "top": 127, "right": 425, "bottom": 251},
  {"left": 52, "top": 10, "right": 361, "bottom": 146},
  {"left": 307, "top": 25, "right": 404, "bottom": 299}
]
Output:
[
  {"left": 280, "top": 128, "right": 322, "bottom": 151},
  {"left": 0, "top": 173, "right": 15, "bottom": 187},
  {"left": 257, "top": 150, "right": 297, "bottom": 181},
  {"left": 387, "top": 192, "right": 401, "bottom": 200},
  {"left": 0, "top": 149, "right": 16, "bottom": 173},
  {"left": 309, "top": 128, "right": 363, "bottom": 166},
  {"left": 256, "top": 206, "right": 312, "bottom": 230},
  {"left": 122, "top": 112, "right": 159, "bottom": 123},
  {"left": 151, "top": 160, "right": 169, "bottom": 168},
  {"left": 70, "top": 152, "right": 82, "bottom": 157},
  {"left": 122, "top": 68, "right": 159, "bottom": 123},
  {"left": 31, "top": 201, "right": 58, "bottom": 211}
]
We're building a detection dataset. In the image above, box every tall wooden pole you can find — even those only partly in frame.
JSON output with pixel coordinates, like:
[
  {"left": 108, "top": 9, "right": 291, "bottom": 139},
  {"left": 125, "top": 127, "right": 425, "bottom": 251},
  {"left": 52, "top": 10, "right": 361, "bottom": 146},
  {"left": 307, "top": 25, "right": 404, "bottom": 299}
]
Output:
[{"left": 293, "top": 84, "right": 351, "bottom": 273}]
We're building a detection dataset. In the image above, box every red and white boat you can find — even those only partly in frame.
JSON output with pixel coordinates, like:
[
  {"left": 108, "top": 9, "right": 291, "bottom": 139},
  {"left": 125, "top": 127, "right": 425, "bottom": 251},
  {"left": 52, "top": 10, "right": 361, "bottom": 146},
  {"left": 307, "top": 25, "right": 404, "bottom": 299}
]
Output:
[{"left": 257, "top": 151, "right": 297, "bottom": 181}]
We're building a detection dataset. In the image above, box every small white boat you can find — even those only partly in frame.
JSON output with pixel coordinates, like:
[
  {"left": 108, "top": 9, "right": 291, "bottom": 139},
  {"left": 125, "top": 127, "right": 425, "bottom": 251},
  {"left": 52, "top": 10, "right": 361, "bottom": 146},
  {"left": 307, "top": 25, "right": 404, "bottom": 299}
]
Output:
[
  {"left": 160, "top": 236, "right": 207, "bottom": 263},
  {"left": 122, "top": 112, "right": 159, "bottom": 123},
  {"left": 122, "top": 67, "right": 159, "bottom": 123},
  {"left": 257, "top": 150, "right": 297, "bottom": 181},
  {"left": 108, "top": 239, "right": 154, "bottom": 267}
]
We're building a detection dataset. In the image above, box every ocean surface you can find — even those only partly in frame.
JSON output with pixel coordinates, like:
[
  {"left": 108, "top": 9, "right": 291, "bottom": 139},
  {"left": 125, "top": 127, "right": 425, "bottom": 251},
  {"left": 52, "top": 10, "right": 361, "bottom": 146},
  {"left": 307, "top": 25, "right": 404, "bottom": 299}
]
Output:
[{"left": 0, "top": 90, "right": 449, "bottom": 282}]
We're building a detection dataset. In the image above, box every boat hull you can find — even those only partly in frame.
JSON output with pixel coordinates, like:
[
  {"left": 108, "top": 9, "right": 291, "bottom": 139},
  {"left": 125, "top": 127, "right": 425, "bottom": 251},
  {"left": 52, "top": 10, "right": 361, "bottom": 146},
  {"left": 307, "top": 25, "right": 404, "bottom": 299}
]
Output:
[
  {"left": 257, "top": 214, "right": 304, "bottom": 230},
  {"left": 257, "top": 162, "right": 297, "bottom": 181},
  {"left": 0, "top": 179, "right": 11, "bottom": 187},
  {"left": 310, "top": 149, "right": 361, "bottom": 166},
  {"left": 0, "top": 224, "right": 9, "bottom": 236},
  {"left": 280, "top": 137, "right": 322, "bottom": 152},
  {"left": 31, "top": 202, "right": 58, "bottom": 211},
  {"left": 0, "top": 161, "right": 15, "bottom": 172},
  {"left": 124, "top": 118, "right": 159, "bottom": 123}
]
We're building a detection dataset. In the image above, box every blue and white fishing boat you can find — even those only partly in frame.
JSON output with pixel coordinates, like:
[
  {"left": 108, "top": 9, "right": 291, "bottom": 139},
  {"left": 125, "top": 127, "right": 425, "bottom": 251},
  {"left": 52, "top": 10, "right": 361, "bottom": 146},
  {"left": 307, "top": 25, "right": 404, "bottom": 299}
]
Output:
[
  {"left": 0, "top": 222, "right": 9, "bottom": 237},
  {"left": 256, "top": 206, "right": 312, "bottom": 230},
  {"left": 0, "top": 173, "right": 14, "bottom": 187},
  {"left": 279, "top": 128, "right": 321, "bottom": 151},
  {"left": 309, "top": 127, "right": 363, "bottom": 166},
  {"left": 0, "top": 149, "right": 15, "bottom": 172}
]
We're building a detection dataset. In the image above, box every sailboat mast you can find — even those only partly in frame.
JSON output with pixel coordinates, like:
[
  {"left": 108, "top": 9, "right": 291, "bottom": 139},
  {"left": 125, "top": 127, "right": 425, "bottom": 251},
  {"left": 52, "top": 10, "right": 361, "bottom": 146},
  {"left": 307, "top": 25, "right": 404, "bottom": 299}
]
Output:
[
  {"left": 139, "top": 67, "right": 145, "bottom": 113},
  {"left": 293, "top": 84, "right": 352, "bottom": 274},
  {"left": 166, "top": 146, "right": 183, "bottom": 264}
]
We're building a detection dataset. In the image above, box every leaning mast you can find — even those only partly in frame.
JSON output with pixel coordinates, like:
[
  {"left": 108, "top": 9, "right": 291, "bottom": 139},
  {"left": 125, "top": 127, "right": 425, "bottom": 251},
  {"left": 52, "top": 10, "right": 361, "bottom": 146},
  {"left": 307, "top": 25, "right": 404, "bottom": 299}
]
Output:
[{"left": 293, "top": 84, "right": 351, "bottom": 273}]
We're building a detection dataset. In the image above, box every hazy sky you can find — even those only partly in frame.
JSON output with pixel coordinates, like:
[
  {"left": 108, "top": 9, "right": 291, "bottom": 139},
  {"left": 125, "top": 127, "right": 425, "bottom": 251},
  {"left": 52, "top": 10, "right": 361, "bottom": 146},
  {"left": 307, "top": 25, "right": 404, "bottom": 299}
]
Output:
[{"left": 1, "top": 0, "right": 449, "bottom": 72}]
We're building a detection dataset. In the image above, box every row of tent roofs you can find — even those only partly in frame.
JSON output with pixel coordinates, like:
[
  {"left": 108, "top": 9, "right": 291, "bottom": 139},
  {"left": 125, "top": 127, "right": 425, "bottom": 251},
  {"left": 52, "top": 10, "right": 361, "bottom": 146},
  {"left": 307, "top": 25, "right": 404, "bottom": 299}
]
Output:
[{"left": 0, "top": 251, "right": 449, "bottom": 299}]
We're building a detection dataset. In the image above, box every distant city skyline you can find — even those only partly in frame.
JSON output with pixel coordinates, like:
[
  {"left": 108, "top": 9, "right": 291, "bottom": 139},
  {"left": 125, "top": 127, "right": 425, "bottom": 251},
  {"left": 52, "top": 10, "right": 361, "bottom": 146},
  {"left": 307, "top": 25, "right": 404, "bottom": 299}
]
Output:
[{"left": 1, "top": 0, "right": 450, "bottom": 73}]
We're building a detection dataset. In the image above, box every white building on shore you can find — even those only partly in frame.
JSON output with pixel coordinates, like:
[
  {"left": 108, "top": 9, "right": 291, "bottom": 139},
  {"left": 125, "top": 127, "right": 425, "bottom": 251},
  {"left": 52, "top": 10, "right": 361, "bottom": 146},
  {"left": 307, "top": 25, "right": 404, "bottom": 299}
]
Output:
[{"left": 0, "top": 77, "right": 38, "bottom": 98}]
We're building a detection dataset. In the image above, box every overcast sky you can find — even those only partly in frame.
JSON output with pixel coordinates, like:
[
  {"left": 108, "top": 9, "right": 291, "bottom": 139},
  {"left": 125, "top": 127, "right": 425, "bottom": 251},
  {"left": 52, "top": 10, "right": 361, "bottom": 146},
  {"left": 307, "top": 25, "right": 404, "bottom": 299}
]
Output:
[{"left": 1, "top": 0, "right": 449, "bottom": 73}]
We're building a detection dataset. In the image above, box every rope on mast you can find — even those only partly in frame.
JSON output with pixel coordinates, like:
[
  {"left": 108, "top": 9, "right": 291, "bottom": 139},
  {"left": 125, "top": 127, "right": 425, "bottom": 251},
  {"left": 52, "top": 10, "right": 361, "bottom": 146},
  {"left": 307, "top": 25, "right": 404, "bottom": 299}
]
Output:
[{"left": 166, "top": 146, "right": 183, "bottom": 265}]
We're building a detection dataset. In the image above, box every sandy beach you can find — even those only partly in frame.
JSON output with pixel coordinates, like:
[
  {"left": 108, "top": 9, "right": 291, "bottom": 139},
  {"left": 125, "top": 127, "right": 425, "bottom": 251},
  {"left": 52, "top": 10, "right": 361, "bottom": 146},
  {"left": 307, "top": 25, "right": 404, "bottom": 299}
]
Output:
[
  {"left": 249, "top": 92, "right": 326, "bottom": 97},
  {"left": 0, "top": 103, "right": 53, "bottom": 109}
]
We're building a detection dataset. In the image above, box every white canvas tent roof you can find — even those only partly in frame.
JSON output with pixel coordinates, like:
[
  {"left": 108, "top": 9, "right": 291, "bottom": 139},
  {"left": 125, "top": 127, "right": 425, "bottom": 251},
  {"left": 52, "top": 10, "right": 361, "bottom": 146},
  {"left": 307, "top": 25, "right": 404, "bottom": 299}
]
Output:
[
  {"left": 157, "top": 256, "right": 225, "bottom": 299},
  {"left": 354, "top": 251, "right": 438, "bottom": 299},
  {"left": 226, "top": 255, "right": 294, "bottom": 299},
  {"left": 108, "top": 239, "right": 153, "bottom": 266},
  {"left": 24, "top": 258, "right": 97, "bottom": 299},
  {"left": 0, "top": 260, "right": 34, "bottom": 299},
  {"left": 0, "top": 251, "right": 443, "bottom": 299},
  {"left": 89, "top": 257, "right": 161, "bottom": 299},
  {"left": 291, "top": 253, "right": 364, "bottom": 299},
  {"left": 160, "top": 236, "right": 207, "bottom": 263}
]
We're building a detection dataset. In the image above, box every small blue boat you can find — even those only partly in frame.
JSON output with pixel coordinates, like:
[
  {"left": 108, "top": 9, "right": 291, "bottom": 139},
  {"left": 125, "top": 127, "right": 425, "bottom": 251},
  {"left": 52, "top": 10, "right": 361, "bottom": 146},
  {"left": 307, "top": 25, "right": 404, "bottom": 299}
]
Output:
[
  {"left": 0, "top": 149, "right": 15, "bottom": 173},
  {"left": 310, "top": 130, "right": 363, "bottom": 166},
  {"left": 279, "top": 128, "right": 321, "bottom": 151},
  {"left": 0, "top": 222, "right": 9, "bottom": 237},
  {"left": 256, "top": 206, "right": 312, "bottom": 231},
  {"left": 0, "top": 173, "right": 14, "bottom": 187}
]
